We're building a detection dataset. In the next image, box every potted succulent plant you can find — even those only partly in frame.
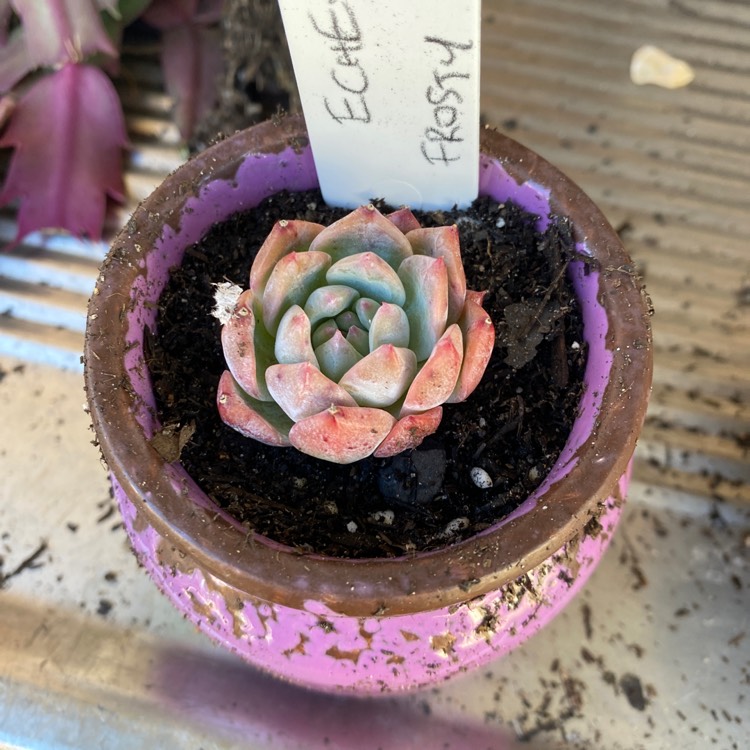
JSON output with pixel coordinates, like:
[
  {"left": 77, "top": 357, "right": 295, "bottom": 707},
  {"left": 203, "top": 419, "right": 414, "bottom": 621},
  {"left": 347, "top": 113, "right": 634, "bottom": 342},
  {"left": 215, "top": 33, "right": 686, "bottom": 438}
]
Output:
[
  {"left": 215, "top": 202, "right": 494, "bottom": 462},
  {"left": 84, "top": 114, "right": 652, "bottom": 694}
]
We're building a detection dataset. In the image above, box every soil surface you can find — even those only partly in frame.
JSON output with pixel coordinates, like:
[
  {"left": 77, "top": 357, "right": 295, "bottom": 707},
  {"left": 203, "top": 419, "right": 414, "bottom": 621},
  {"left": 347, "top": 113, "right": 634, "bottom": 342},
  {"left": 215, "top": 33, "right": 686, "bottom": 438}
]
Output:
[{"left": 148, "top": 190, "right": 586, "bottom": 558}]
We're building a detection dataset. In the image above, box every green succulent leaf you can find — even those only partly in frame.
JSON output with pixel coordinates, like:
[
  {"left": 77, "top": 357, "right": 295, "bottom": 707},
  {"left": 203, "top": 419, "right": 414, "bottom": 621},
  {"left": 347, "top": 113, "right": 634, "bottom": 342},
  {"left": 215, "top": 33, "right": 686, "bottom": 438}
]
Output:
[
  {"left": 355, "top": 297, "right": 379, "bottom": 330},
  {"left": 304, "top": 284, "right": 360, "bottom": 327},
  {"left": 311, "top": 319, "right": 338, "bottom": 349},
  {"left": 262, "top": 250, "right": 331, "bottom": 335},
  {"left": 327, "top": 252, "right": 406, "bottom": 305},
  {"left": 315, "top": 330, "right": 363, "bottom": 383},
  {"left": 398, "top": 254, "right": 449, "bottom": 362},
  {"left": 369, "top": 302, "right": 410, "bottom": 350},
  {"left": 338, "top": 345, "right": 417, "bottom": 408},
  {"left": 309, "top": 204, "right": 413, "bottom": 269},
  {"left": 274, "top": 304, "right": 318, "bottom": 368}
]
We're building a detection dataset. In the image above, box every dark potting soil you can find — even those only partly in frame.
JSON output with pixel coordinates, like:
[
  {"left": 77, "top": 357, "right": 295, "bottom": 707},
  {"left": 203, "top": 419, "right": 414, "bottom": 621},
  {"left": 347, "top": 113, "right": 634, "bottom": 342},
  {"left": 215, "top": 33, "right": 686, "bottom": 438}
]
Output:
[{"left": 148, "top": 190, "right": 587, "bottom": 558}]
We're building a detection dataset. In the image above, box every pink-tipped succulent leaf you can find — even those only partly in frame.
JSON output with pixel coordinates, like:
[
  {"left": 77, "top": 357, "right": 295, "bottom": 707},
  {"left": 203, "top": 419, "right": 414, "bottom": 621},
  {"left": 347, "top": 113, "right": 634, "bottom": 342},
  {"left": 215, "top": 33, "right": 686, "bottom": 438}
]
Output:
[{"left": 217, "top": 205, "right": 495, "bottom": 464}]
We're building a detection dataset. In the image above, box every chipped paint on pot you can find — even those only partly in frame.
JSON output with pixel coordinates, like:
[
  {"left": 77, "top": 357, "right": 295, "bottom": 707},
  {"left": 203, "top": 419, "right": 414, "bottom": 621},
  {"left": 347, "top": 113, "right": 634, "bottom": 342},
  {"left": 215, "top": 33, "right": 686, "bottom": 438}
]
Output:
[
  {"left": 116, "top": 471, "right": 627, "bottom": 694},
  {"left": 85, "top": 115, "right": 652, "bottom": 695}
]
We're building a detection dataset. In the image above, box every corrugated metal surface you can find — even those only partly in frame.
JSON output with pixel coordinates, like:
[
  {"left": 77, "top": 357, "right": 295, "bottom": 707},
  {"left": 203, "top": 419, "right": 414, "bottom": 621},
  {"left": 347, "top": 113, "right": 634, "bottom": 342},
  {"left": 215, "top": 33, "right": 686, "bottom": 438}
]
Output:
[
  {"left": 479, "top": 0, "right": 750, "bottom": 516},
  {"left": 0, "top": 2, "right": 748, "bottom": 748}
]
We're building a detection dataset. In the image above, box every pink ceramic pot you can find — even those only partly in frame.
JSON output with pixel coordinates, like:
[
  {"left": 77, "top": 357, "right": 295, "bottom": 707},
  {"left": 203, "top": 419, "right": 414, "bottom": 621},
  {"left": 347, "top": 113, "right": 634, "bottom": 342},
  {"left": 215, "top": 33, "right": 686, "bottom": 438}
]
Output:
[{"left": 85, "top": 116, "right": 652, "bottom": 695}]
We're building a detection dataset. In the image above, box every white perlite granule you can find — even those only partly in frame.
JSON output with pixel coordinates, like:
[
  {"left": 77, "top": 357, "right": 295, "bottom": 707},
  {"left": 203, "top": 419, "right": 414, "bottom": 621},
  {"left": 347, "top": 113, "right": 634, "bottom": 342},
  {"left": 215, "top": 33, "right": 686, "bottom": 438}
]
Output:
[{"left": 470, "top": 467, "right": 493, "bottom": 489}]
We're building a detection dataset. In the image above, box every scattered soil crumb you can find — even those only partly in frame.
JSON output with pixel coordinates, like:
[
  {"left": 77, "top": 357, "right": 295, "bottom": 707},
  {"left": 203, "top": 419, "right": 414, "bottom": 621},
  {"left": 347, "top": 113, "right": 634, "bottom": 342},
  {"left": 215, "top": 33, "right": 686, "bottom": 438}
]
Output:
[
  {"left": 581, "top": 602, "right": 593, "bottom": 639},
  {"left": 0, "top": 540, "right": 48, "bottom": 588},
  {"left": 619, "top": 673, "right": 648, "bottom": 711}
]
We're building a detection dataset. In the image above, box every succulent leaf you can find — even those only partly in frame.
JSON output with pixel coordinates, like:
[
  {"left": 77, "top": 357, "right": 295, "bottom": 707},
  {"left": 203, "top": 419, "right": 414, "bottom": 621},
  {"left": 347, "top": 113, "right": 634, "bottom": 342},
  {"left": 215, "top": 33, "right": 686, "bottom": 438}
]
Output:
[
  {"left": 374, "top": 406, "right": 443, "bottom": 457},
  {"left": 217, "top": 371, "right": 292, "bottom": 447},
  {"left": 447, "top": 295, "right": 496, "bottom": 403},
  {"left": 398, "top": 255, "right": 449, "bottom": 362},
  {"left": 221, "top": 289, "right": 274, "bottom": 401},
  {"left": 265, "top": 362, "right": 357, "bottom": 421},
  {"left": 335, "top": 310, "right": 359, "bottom": 332},
  {"left": 250, "top": 219, "right": 325, "bottom": 298},
  {"left": 218, "top": 204, "right": 495, "bottom": 464},
  {"left": 346, "top": 325, "right": 370, "bottom": 356},
  {"left": 304, "top": 284, "right": 360, "bottom": 326},
  {"left": 261, "top": 250, "right": 331, "bottom": 335},
  {"left": 309, "top": 204, "right": 413, "bottom": 268},
  {"left": 311, "top": 319, "right": 338, "bottom": 349},
  {"left": 401, "top": 324, "right": 463, "bottom": 416},
  {"left": 407, "top": 225, "right": 467, "bottom": 325},
  {"left": 355, "top": 297, "right": 379, "bottom": 330},
  {"left": 386, "top": 206, "right": 421, "bottom": 234},
  {"left": 327, "top": 252, "right": 406, "bottom": 305},
  {"left": 338, "top": 344, "right": 417, "bottom": 408},
  {"left": 274, "top": 304, "right": 318, "bottom": 367},
  {"left": 369, "top": 302, "right": 410, "bottom": 350},
  {"left": 315, "top": 330, "right": 363, "bottom": 382},
  {"left": 289, "top": 406, "right": 396, "bottom": 464}
]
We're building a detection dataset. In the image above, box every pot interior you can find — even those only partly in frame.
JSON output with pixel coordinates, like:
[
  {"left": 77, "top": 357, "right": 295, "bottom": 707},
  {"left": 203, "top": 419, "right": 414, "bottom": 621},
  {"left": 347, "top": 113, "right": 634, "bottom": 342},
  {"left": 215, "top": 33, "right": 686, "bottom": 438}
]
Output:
[{"left": 122, "top": 137, "right": 611, "bottom": 534}]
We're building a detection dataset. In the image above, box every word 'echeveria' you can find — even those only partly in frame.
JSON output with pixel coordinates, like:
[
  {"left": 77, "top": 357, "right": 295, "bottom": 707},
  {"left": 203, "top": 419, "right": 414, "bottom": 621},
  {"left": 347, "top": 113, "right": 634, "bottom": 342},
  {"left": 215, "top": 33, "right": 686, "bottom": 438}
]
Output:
[{"left": 217, "top": 204, "right": 495, "bottom": 464}]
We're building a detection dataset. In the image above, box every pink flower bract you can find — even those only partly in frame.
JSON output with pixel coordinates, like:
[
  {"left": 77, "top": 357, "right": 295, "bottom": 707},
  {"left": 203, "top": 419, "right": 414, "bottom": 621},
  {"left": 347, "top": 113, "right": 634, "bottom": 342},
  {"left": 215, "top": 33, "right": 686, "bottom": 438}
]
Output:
[{"left": 0, "top": 63, "right": 128, "bottom": 240}]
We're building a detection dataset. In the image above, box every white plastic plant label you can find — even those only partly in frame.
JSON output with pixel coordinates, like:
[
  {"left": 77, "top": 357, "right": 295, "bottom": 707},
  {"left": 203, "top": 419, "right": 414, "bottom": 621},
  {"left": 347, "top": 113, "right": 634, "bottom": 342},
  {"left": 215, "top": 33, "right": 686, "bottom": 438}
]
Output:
[{"left": 277, "top": 0, "right": 481, "bottom": 210}]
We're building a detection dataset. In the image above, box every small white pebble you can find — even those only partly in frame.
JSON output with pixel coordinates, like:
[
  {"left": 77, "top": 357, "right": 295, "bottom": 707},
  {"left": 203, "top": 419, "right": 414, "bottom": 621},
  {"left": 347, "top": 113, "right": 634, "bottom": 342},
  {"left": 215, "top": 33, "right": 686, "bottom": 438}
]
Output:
[
  {"left": 528, "top": 466, "right": 540, "bottom": 482},
  {"left": 368, "top": 510, "right": 395, "bottom": 526},
  {"left": 470, "top": 467, "right": 493, "bottom": 489},
  {"left": 478, "top": 417, "right": 486, "bottom": 428},
  {"left": 444, "top": 517, "right": 470, "bottom": 535},
  {"left": 495, "top": 217, "right": 506, "bottom": 228},
  {"left": 346, "top": 521, "right": 358, "bottom": 533},
  {"left": 630, "top": 45, "right": 694, "bottom": 89},
  {"left": 571, "top": 341, "right": 581, "bottom": 350}
]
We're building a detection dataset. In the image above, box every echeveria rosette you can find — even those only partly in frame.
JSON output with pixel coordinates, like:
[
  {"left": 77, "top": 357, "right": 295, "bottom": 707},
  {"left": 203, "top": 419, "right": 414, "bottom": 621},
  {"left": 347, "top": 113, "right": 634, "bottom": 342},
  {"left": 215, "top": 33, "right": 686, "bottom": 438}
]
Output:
[{"left": 217, "top": 204, "right": 495, "bottom": 464}]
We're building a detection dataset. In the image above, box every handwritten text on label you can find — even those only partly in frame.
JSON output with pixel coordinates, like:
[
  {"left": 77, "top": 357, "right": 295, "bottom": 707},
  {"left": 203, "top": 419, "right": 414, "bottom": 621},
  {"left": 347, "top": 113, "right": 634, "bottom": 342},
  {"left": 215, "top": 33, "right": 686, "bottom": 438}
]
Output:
[
  {"left": 309, "top": 1, "right": 372, "bottom": 124},
  {"left": 421, "top": 36, "right": 474, "bottom": 166},
  {"left": 278, "top": 0, "right": 480, "bottom": 208}
]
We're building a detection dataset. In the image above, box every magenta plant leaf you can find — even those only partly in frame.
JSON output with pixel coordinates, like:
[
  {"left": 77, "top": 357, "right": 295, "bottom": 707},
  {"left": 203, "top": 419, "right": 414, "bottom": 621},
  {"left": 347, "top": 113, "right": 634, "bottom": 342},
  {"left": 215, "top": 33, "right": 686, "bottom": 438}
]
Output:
[
  {"left": 1, "top": 0, "right": 119, "bottom": 92},
  {"left": 0, "top": 63, "right": 128, "bottom": 240},
  {"left": 143, "top": 0, "right": 223, "bottom": 28},
  {"left": 159, "top": 23, "right": 222, "bottom": 140},
  {"left": 143, "top": 0, "right": 224, "bottom": 139},
  {"left": 0, "top": 0, "right": 13, "bottom": 43},
  {"left": 11, "top": 0, "right": 117, "bottom": 65},
  {"left": 193, "top": 0, "right": 224, "bottom": 24},
  {"left": 142, "top": 0, "right": 199, "bottom": 28}
]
